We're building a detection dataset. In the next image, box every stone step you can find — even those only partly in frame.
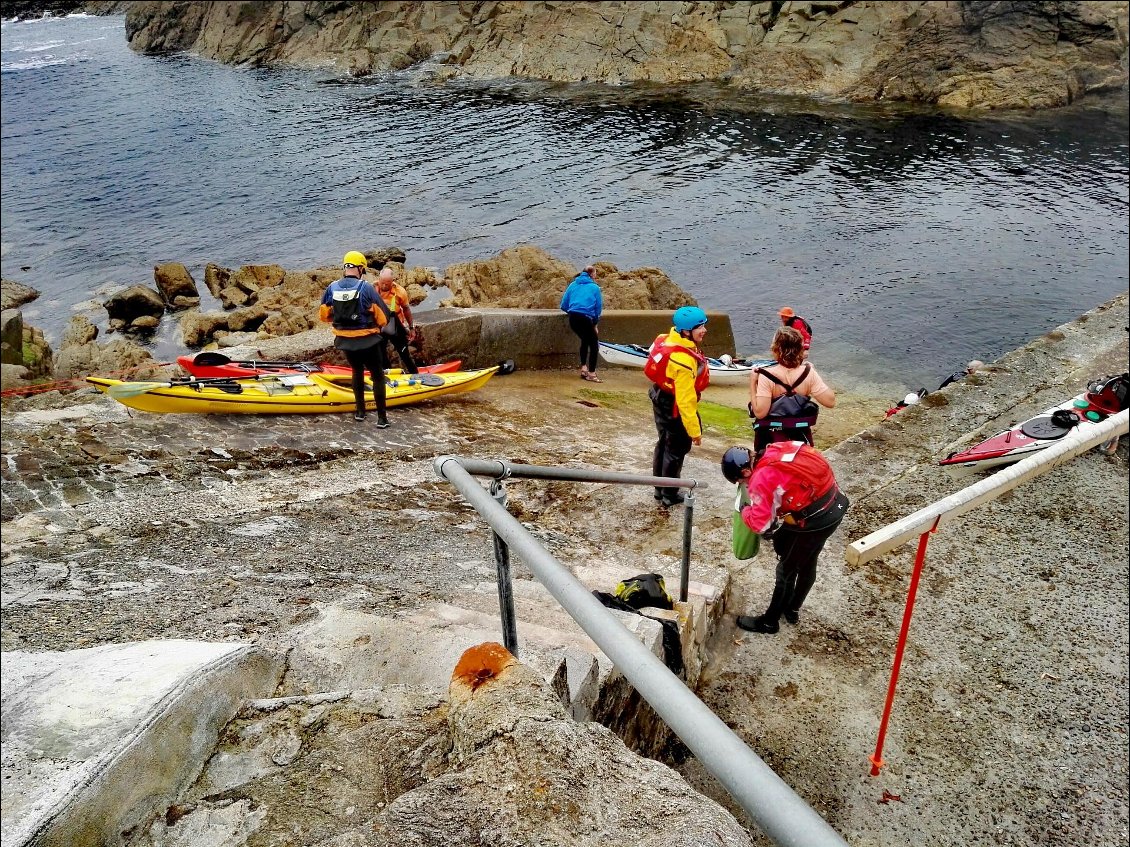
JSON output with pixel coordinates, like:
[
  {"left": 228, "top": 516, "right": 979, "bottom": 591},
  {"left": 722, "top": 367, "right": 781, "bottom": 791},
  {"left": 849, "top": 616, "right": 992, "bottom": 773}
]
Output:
[
  {"left": 275, "top": 601, "right": 668, "bottom": 723},
  {"left": 0, "top": 641, "right": 282, "bottom": 847}
]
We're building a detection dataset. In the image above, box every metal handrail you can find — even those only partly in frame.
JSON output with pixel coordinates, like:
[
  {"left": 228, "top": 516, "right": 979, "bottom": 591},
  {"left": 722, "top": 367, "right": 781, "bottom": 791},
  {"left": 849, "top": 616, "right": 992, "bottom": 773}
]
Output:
[
  {"left": 434, "top": 455, "right": 848, "bottom": 847},
  {"left": 448, "top": 457, "right": 703, "bottom": 602}
]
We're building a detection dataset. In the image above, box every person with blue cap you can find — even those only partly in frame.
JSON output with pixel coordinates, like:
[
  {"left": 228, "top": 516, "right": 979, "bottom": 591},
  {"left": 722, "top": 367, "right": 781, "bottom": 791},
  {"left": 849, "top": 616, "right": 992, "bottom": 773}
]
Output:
[{"left": 643, "top": 306, "right": 711, "bottom": 507}]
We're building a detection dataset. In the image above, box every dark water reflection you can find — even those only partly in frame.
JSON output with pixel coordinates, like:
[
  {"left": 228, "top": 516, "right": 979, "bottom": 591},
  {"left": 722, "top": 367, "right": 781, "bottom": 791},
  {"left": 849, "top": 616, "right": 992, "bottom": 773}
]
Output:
[{"left": 2, "top": 16, "right": 1126, "bottom": 393}]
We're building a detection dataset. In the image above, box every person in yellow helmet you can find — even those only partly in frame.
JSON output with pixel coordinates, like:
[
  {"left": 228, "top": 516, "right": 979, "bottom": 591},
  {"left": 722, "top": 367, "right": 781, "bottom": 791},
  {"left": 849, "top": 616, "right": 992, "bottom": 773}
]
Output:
[{"left": 318, "top": 251, "right": 390, "bottom": 426}]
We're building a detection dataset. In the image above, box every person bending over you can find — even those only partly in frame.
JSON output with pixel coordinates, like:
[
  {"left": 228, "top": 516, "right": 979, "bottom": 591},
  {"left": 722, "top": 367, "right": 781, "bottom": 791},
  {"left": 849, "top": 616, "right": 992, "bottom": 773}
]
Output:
[
  {"left": 722, "top": 443, "right": 849, "bottom": 634},
  {"left": 560, "top": 264, "right": 604, "bottom": 382},
  {"left": 938, "top": 359, "right": 984, "bottom": 390}
]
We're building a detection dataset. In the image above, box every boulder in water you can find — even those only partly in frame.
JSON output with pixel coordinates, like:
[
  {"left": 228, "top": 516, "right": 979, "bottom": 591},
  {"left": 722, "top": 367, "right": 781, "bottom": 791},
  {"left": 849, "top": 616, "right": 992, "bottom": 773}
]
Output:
[
  {"left": 1, "top": 279, "right": 40, "bottom": 312},
  {"left": 54, "top": 315, "right": 159, "bottom": 381},
  {"left": 153, "top": 262, "right": 200, "bottom": 310},
  {"left": 103, "top": 285, "right": 165, "bottom": 333}
]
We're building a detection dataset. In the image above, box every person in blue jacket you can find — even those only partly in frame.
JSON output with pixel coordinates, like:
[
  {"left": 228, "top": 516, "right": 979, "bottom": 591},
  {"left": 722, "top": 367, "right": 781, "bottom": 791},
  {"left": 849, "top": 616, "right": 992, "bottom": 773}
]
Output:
[{"left": 560, "top": 265, "right": 604, "bottom": 382}]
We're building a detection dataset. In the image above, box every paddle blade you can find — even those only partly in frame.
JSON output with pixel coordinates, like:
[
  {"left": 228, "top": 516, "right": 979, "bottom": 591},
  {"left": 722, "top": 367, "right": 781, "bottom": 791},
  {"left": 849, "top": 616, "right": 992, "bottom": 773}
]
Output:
[
  {"left": 108, "top": 381, "right": 170, "bottom": 399},
  {"left": 191, "top": 352, "right": 232, "bottom": 366},
  {"left": 497, "top": 359, "right": 517, "bottom": 375}
]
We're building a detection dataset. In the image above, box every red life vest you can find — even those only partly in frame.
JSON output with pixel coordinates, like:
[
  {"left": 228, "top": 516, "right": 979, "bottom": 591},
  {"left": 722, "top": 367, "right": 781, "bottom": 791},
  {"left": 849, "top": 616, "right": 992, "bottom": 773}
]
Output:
[
  {"left": 757, "top": 441, "right": 837, "bottom": 517},
  {"left": 644, "top": 335, "right": 710, "bottom": 407},
  {"left": 784, "top": 315, "right": 813, "bottom": 350}
]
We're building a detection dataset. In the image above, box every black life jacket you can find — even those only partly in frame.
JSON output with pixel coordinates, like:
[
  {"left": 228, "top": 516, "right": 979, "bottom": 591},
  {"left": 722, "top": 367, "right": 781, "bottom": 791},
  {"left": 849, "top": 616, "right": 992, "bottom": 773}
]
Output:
[
  {"left": 754, "top": 365, "right": 820, "bottom": 431},
  {"left": 329, "top": 278, "right": 375, "bottom": 331}
]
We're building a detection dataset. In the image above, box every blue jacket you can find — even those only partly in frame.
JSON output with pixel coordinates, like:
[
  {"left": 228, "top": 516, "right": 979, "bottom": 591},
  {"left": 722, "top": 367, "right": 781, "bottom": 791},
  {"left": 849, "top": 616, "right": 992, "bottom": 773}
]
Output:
[{"left": 559, "top": 272, "right": 603, "bottom": 322}]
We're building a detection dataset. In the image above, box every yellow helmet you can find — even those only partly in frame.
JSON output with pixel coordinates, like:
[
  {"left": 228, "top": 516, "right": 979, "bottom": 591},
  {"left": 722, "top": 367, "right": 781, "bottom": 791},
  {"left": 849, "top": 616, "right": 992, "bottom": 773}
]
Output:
[{"left": 342, "top": 250, "right": 367, "bottom": 269}]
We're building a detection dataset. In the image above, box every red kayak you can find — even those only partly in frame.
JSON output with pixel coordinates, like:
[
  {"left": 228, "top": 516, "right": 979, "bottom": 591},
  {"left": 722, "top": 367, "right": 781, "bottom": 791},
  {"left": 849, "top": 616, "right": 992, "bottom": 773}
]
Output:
[
  {"left": 178, "top": 351, "right": 462, "bottom": 380},
  {"left": 939, "top": 373, "right": 1127, "bottom": 478}
]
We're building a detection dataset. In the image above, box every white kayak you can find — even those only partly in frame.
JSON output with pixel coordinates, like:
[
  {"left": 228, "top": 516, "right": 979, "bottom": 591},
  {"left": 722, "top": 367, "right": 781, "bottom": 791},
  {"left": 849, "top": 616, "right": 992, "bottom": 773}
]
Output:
[{"left": 598, "top": 341, "right": 773, "bottom": 385}]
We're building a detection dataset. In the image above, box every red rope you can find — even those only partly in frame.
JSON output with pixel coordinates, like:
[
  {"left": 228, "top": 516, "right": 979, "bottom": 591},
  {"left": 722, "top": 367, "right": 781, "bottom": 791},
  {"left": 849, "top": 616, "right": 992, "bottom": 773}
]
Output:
[{"left": 0, "top": 362, "right": 177, "bottom": 398}]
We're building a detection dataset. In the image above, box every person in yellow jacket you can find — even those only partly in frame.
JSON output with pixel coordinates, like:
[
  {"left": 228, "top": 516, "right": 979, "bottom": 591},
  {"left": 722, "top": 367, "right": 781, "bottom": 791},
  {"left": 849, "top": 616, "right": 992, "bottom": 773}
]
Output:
[{"left": 645, "top": 306, "right": 711, "bottom": 507}]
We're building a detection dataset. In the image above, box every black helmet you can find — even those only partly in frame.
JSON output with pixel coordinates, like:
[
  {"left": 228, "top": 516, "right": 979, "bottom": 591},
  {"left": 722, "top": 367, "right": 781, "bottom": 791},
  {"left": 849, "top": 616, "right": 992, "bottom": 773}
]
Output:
[{"left": 721, "top": 446, "right": 754, "bottom": 483}]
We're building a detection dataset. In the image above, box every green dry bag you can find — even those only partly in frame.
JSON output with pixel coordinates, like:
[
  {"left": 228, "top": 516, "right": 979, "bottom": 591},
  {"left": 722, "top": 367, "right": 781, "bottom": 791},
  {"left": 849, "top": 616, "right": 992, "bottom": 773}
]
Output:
[{"left": 732, "top": 483, "right": 760, "bottom": 560}]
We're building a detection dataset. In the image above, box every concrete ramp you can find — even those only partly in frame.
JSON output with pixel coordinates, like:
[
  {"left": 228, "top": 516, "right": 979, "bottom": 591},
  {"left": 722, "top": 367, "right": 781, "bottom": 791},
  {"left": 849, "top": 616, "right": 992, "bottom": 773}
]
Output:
[{"left": 1, "top": 640, "right": 282, "bottom": 847}]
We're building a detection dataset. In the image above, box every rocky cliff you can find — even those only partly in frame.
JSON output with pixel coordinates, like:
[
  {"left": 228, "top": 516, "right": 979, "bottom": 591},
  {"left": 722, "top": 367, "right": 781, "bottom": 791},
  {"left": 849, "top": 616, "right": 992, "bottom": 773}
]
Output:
[{"left": 121, "top": 1, "right": 1129, "bottom": 110}]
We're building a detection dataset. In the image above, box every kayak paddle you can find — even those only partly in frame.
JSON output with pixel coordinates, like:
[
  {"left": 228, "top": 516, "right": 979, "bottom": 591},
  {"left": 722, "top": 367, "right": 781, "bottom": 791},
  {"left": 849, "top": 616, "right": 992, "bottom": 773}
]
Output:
[
  {"left": 107, "top": 374, "right": 283, "bottom": 399},
  {"left": 191, "top": 351, "right": 321, "bottom": 370}
]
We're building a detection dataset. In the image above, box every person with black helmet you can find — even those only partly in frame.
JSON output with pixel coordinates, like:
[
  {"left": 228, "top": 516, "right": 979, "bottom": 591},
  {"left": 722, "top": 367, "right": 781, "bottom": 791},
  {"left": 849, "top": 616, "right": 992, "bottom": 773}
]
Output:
[
  {"left": 645, "top": 306, "right": 710, "bottom": 507},
  {"left": 721, "top": 442, "right": 850, "bottom": 634},
  {"left": 319, "top": 251, "right": 391, "bottom": 427}
]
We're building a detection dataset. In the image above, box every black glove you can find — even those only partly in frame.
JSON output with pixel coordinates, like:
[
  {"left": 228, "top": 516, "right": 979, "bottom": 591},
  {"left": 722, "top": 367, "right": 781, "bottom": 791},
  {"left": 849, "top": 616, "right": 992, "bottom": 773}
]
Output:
[
  {"left": 761, "top": 520, "right": 781, "bottom": 538},
  {"left": 747, "top": 402, "right": 755, "bottom": 418}
]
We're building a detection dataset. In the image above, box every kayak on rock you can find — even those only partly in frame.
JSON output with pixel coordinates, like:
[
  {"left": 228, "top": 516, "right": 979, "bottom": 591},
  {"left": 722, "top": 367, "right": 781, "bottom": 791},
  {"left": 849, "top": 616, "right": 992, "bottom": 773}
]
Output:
[
  {"left": 177, "top": 351, "right": 462, "bottom": 380},
  {"left": 939, "top": 373, "right": 1129, "bottom": 477},
  {"left": 87, "top": 367, "right": 500, "bottom": 415},
  {"left": 597, "top": 341, "right": 773, "bottom": 385}
]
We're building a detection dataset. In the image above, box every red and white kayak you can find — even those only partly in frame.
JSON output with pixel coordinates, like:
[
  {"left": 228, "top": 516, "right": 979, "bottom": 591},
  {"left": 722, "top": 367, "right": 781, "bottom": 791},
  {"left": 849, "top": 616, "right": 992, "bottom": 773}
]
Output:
[
  {"left": 939, "top": 374, "right": 1127, "bottom": 478},
  {"left": 178, "top": 351, "right": 462, "bottom": 380}
]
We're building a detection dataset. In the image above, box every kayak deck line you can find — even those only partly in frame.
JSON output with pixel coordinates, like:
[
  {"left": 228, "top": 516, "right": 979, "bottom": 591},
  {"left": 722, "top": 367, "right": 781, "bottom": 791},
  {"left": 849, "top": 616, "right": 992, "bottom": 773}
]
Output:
[{"left": 86, "top": 367, "right": 499, "bottom": 415}]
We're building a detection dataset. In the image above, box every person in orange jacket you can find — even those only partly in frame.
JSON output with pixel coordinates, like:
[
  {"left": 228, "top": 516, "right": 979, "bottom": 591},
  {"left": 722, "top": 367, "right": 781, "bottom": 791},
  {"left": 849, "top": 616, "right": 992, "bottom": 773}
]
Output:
[
  {"left": 373, "top": 267, "right": 419, "bottom": 374},
  {"left": 319, "top": 251, "right": 390, "bottom": 426}
]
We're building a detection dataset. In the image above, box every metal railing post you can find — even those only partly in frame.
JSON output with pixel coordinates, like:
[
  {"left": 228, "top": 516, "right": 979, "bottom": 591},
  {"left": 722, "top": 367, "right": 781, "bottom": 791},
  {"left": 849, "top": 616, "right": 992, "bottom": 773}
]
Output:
[
  {"left": 869, "top": 520, "right": 937, "bottom": 776},
  {"left": 490, "top": 479, "right": 519, "bottom": 656},
  {"left": 679, "top": 490, "right": 695, "bottom": 602},
  {"left": 434, "top": 455, "right": 847, "bottom": 847}
]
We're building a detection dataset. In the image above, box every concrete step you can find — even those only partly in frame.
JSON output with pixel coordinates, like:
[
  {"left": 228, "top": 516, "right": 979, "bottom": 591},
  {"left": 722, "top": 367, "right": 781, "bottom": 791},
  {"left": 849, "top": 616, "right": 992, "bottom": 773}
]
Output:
[
  {"left": 0, "top": 641, "right": 282, "bottom": 847},
  {"left": 275, "top": 602, "right": 667, "bottom": 723}
]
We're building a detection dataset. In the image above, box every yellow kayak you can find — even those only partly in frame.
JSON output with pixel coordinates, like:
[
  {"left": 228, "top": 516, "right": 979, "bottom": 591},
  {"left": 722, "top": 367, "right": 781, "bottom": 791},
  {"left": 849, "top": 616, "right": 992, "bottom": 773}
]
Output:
[{"left": 87, "top": 367, "right": 499, "bottom": 415}]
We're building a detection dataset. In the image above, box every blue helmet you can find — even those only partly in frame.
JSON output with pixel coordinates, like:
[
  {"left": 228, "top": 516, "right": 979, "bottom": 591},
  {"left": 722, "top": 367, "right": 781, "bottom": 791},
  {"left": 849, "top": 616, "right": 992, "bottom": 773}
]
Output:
[{"left": 673, "top": 306, "right": 708, "bottom": 332}]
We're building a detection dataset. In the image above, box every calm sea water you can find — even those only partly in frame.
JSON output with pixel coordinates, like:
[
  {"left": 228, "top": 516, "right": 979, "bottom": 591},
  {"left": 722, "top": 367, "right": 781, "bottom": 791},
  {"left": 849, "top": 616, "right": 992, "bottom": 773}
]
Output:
[{"left": 2, "top": 14, "right": 1127, "bottom": 393}]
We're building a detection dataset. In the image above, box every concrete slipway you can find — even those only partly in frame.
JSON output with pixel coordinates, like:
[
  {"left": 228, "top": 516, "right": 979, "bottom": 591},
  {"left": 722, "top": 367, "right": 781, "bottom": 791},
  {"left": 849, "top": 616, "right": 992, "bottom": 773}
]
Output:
[{"left": 1, "top": 295, "right": 1127, "bottom": 846}]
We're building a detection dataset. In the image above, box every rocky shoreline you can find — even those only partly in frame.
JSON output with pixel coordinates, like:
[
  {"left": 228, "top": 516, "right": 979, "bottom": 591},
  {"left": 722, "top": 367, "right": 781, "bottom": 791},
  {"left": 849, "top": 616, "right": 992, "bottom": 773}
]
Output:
[
  {"left": 0, "top": 245, "right": 696, "bottom": 396},
  {"left": 116, "top": 1, "right": 1129, "bottom": 112}
]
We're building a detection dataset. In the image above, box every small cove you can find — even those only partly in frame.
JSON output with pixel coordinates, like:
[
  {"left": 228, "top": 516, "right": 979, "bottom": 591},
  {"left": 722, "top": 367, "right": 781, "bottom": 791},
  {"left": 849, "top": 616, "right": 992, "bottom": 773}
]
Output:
[{"left": 1, "top": 14, "right": 1127, "bottom": 398}]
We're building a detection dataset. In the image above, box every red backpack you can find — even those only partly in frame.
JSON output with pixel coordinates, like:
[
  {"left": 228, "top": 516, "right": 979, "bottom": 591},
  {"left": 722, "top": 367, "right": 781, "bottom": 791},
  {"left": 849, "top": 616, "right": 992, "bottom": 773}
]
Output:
[
  {"left": 757, "top": 442, "right": 836, "bottom": 514},
  {"left": 785, "top": 315, "right": 813, "bottom": 349}
]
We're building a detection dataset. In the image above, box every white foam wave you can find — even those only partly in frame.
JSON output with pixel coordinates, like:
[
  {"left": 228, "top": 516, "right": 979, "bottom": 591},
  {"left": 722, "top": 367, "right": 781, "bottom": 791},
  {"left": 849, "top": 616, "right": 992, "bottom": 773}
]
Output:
[
  {"left": 25, "top": 40, "right": 66, "bottom": 52},
  {"left": 1, "top": 56, "right": 71, "bottom": 72}
]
